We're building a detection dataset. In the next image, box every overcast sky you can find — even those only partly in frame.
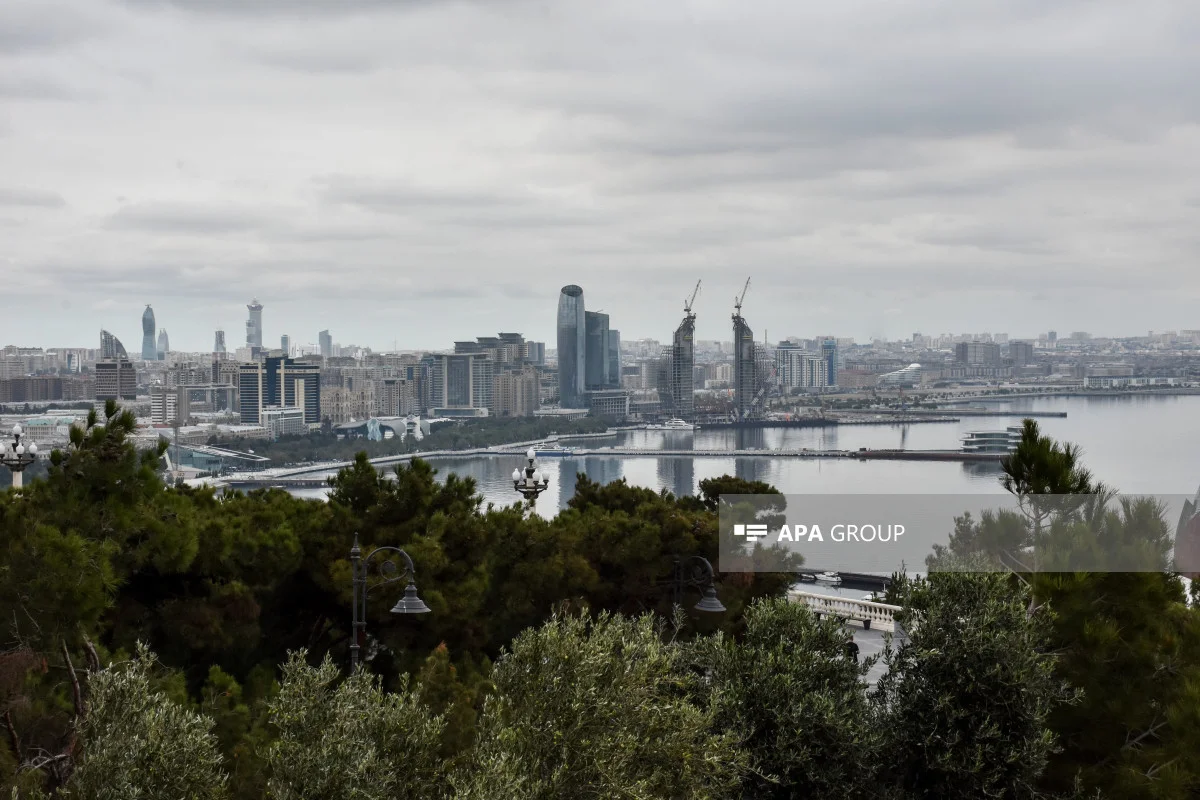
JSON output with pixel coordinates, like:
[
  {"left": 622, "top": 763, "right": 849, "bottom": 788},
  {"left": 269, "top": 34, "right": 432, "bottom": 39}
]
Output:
[{"left": 3, "top": 0, "right": 1198, "bottom": 352}]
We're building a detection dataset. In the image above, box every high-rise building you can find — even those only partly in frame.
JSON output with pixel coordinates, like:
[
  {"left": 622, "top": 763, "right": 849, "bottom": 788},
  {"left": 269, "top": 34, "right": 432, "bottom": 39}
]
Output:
[
  {"left": 280, "top": 334, "right": 291, "bottom": 356},
  {"left": 376, "top": 378, "right": 419, "bottom": 417},
  {"left": 774, "top": 345, "right": 829, "bottom": 389},
  {"left": 212, "top": 359, "right": 240, "bottom": 386},
  {"left": 156, "top": 329, "right": 169, "bottom": 360},
  {"left": 523, "top": 341, "right": 546, "bottom": 365},
  {"left": 732, "top": 306, "right": 766, "bottom": 420},
  {"left": 95, "top": 360, "right": 136, "bottom": 400},
  {"left": 430, "top": 354, "right": 493, "bottom": 413},
  {"left": 99, "top": 330, "right": 128, "bottom": 361},
  {"left": 1010, "top": 341, "right": 1034, "bottom": 366},
  {"left": 606, "top": 330, "right": 621, "bottom": 389},
  {"left": 819, "top": 338, "right": 839, "bottom": 388},
  {"left": 319, "top": 330, "right": 333, "bottom": 359},
  {"left": 493, "top": 366, "right": 540, "bottom": 417},
  {"left": 955, "top": 341, "right": 1002, "bottom": 366},
  {"left": 660, "top": 305, "right": 696, "bottom": 420},
  {"left": 245, "top": 298, "right": 264, "bottom": 348},
  {"left": 557, "top": 285, "right": 586, "bottom": 408},
  {"left": 150, "top": 384, "right": 188, "bottom": 424},
  {"left": 214, "top": 330, "right": 226, "bottom": 356},
  {"left": 238, "top": 357, "right": 320, "bottom": 425},
  {"left": 585, "top": 311, "right": 610, "bottom": 390},
  {"left": 141, "top": 305, "right": 156, "bottom": 361}
]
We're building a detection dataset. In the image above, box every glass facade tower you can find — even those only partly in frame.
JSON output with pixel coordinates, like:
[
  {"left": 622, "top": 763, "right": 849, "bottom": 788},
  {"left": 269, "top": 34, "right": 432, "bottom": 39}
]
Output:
[
  {"left": 141, "top": 305, "right": 156, "bottom": 360},
  {"left": 246, "top": 298, "right": 264, "bottom": 348},
  {"left": 557, "top": 285, "right": 586, "bottom": 407},
  {"left": 585, "top": 311, "right": 610, "bottom": 390}
]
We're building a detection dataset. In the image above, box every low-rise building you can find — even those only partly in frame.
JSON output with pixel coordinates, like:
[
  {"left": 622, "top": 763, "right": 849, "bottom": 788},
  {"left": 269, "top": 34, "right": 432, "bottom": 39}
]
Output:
[{"left": 261, "top": 406, "right": 308, "bottom": 439}]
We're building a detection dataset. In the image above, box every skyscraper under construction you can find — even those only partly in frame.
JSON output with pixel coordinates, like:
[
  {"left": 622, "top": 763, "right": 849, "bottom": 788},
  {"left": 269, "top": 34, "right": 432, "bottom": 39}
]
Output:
[
  {"left": 658, "top": 281, "right": 699, "bottom": 421},
  {"left": 731, "top": 278, "right": 768, "bottom": 421}
]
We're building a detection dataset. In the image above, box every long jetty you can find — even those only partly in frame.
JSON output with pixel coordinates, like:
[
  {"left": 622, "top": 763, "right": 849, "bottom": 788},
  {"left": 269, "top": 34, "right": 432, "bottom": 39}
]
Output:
[{"left": 210, "top": 447, "right": 1002, "bottom": 489}]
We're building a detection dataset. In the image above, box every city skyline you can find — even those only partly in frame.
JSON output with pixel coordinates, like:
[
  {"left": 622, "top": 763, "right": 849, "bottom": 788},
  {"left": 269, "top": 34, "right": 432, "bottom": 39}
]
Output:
[
  {"left": 2, "top": 1, "right": 1199, "bottom": 348},
  {"left": 2, "top": 288, "right": 1192, "bottom": 356}
]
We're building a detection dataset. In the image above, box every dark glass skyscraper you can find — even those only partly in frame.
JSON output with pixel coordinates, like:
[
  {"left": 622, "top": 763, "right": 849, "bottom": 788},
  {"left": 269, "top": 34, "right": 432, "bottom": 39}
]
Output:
[
  {"left": 820, "top": 337, "right": 839, "bottom": 387},
  {"left": 606, "top": 330, "right": 621, "bottom": 389},
  {"left": 585, "top": 310, "right": 610, "bottom": 390},
  {"left": 156, "top": 328, "right": 169, "bottom": 360},
  {"left": 141, "top": 305, "right": 156, "bottom": 360},
  {"left": 557, "top": 285, "right": 586, "bottom": 407}
]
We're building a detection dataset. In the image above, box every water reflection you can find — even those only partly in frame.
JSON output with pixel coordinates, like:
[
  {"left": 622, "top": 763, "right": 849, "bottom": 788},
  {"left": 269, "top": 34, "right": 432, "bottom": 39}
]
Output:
[
  {"left": 656, "top": 457, "right": 694, "bottom": 499},
  {"left": 291, "top": 396, "right": 1200, "bottom": 513}
]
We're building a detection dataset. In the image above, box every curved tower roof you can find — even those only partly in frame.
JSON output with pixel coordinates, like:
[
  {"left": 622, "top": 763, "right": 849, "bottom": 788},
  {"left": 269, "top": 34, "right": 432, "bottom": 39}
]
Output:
[{"left": 100, "top": 329, "right": 128, "bottom": 360}]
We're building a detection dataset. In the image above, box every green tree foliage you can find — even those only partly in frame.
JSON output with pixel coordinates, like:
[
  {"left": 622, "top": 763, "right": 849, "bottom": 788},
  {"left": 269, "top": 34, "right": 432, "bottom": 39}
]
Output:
[
  {"left": 416, "top": 644, "right": 485, "bottom": 760},
  {"left": 454, "top": 611, "right": 748, "bottom": 800},
  {"left": 934, "top": 419, "right": 1200, "bottom": 798},
  {"left": 264, "top": 651, "right": 446, "bottom": 800},
  {"left": 64, "top": 645, "right": 227, "bottom": 800},
  {"left": 208, "top": 416, "right": 610, "bottom": 466},
  {"left": 689, "top": 597, "right": 876, "bottom": 800},
  {"left": 1036, "top": 568, "right": 1200, "bottom": 798},
  {"left": 874, "top": 571, "right": 1068, "bottom": 799}
]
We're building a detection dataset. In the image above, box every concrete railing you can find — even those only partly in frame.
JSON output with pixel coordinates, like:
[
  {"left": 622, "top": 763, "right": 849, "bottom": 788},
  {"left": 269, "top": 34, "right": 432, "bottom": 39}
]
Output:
[{"left": 789, "top": 590, "right": 902, "bottom": 632}]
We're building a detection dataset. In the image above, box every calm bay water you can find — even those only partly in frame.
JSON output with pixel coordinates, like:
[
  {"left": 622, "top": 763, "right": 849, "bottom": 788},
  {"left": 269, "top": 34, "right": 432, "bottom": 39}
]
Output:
[{"left": 293, "top": 395, "right": 1200, "bottom": 518}]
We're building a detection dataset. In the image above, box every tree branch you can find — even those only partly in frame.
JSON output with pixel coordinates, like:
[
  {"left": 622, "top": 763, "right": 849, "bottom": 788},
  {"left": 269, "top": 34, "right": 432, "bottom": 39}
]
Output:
[
  {"left": 3, "top": 709, "right": 23, "bottom": 764},
  {"left": 61, "top": 640, "right": 85, "bottom": 718},
  {"left": 81, "top": 634, "right": 101, "bottom": 674}
]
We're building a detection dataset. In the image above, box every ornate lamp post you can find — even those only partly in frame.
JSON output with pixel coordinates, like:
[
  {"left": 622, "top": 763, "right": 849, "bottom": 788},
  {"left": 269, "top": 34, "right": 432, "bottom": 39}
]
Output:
[
  {"left": 0, "top": 424, "right": 37, "bottom": 489},
  {"left": 349, "top": 533, "right": 430, "bottom": 668},
  {"left": 671, "top": 555, "right": 726, "bottom": 613},
  {"left": 511, "top": 447, "right": 550, "bottom": 500}
]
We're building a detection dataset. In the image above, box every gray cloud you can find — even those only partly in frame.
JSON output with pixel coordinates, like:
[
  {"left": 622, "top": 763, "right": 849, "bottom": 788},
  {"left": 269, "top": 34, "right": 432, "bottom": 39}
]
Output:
[
  {"left": 0, "top": 1, "right": 108, "bottom": 53},
  {"left": 0, "top": 186, "right": 66, "bottom": 207},
  {"left": 2, "top": 0, "right": 1198, "bottom": 350},
  {"left": 119, "top": 0, "right": 431, "bottom": 16},
  {"left": 104, "top": 203, "right": 281, "bottom": 234}
]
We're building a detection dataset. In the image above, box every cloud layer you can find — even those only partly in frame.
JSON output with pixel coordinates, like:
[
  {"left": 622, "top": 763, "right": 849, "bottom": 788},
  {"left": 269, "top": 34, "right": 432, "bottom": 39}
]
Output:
[{"left": 2, "top": 0, "right": 1198, "bottom": 350}]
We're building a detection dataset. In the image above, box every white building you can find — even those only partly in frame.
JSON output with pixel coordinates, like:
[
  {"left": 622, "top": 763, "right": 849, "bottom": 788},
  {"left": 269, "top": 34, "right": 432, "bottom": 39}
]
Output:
[
  {"left": 260, "top": 406, "right": 308, "bottom": 440},
  {"left": 774, "top": 348, "right": 829, "bottom": 389}
]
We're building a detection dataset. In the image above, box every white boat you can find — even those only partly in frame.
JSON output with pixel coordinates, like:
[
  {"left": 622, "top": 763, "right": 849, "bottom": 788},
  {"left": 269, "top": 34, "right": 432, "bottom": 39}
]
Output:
[
  {"left": 648, "top": 418, "right": 696, "bottom": 431},
  {"left": 815, "top": 571, "right": 842, "bottom": 585},
  {"left": 533, "top": 443, "right": 575, "bottom": 457}
]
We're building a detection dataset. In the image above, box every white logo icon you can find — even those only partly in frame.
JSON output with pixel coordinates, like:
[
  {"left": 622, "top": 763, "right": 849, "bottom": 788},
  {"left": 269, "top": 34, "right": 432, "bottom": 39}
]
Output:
[{"left": 733, "top": 523, "right": 769, "bottom": 541}]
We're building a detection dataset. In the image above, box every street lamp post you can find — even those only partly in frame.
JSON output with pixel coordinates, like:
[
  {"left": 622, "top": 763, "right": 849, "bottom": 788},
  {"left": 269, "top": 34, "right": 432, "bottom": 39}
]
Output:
[
  {"left": 0, "top": 425, "right": 37, "bottom": 489},
  {"left": 671, "top": 555, "right": 726, "bottom": 613},
  {"left": 511, "top": 447, "right": 550, "bottom": 501},
  {"left": 349, "top": 533, "right": 430, "bottom": 669}
]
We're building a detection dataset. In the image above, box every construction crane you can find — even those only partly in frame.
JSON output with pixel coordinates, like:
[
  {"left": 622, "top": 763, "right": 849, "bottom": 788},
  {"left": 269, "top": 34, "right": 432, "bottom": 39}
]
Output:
[
  {"left": 734, "top": 277, "right": 750, "bottom": 315},
  {"left": 684, "top": 280, "right": 701, "bottom": 315}
]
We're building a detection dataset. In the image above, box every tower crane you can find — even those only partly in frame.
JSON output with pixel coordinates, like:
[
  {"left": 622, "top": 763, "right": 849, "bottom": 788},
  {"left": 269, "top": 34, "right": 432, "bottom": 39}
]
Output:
[
  {"left": 734, "top": 277, "right": 750, "bottom": 315},
  {"left": 684, "top": 280, "right": 701, "bottom": 315}
]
